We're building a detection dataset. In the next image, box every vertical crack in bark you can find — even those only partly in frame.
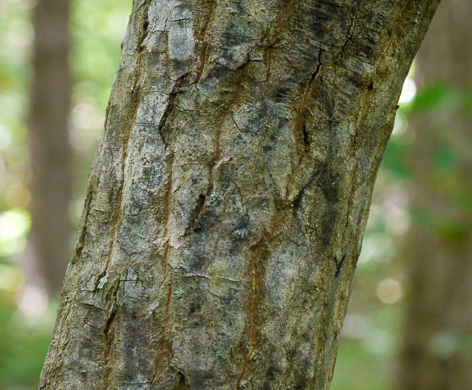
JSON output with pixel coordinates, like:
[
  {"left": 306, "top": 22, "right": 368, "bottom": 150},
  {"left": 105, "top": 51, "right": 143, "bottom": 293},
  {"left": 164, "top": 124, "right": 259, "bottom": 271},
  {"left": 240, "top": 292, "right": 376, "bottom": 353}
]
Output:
[
  {"left": 284, "top": 155, "right": 305, "bottom": 203},
  {"left": 102, "top": 0, "right": 152, "bottom": 277},
  {"left": 158, "top": 75, "right": 188, "bottom": 148},
  {"left": 163, "top": 241, "right": 171, "bottom": 283},
  {"left": 163, "top": 155, "right": 174, "bottom": 239},
  {"left": 341, "top": 16, "right": 356, "bottom": 54},
  {"left": 214, "top": 61, "right": 248, "bottom": 163},
  {"left": 160, "top": 153, "right": 174, "bottom": 356},
  {"left": 89, "top": 7, "right": 154, "bottom": 385},
  {"left": 149, "top": 248, "right": 172, "bottom": 385},
  {"left": 236, "top": 237, "right": 264, "bottom": 389},
  {"left": 73, "top": 192, "right": 93, "bottom": 263},
  {"left": 334, "top": 255, "right": 347, "bottom": 277},
  {"left": 54, "top": 6, "right": 153, "bottom": 369},
  {"left": 186, "top": 60, "right": 249, "bottom": 236},
  {"left": 196, "top": 0, "right": 216, "bottom": 83},
  {"left": 340, "top": 162, "right": 360, "bottom": 248},
  {"left": 184, "top": 194, "right": 207, "bottom": 235},
  {"left": 236, "top": 154, "right": 305, "bottom": 388},
  {"left": 294, "top": 50, "right": 323, "bottom": 153},
  {"left": 377, "top": 0, "right": 414, "bottom": 71},
  {"left": 175, "top": 371, "right": 188, "bottom": 389},
  {"left": 312, "top": 300, "right": 332, "bottom": 381},
  {"left": 161, "top": 282, "right": 173, "bottom": 359},
  {"left": 269, "top": 209, "right": 281, "bottom": 238},
  {"left": 266, "top": 0, "right": 297, "bottom": 80},
  {"left": 101, "top": 93, "right": 138, "bottom": 275},
  {"left": 152, "top": 152, "right": 174, "bottom": 381},
  {"left": 103, "top": 282, "right": 120, "bottom": 389}
]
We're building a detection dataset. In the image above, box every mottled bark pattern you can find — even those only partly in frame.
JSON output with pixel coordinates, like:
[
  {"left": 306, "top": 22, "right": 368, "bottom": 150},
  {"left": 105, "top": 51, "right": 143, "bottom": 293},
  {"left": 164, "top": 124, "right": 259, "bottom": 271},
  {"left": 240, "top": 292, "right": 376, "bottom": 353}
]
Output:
[{"left": 40, "top": 0, "right": 439, "bottom": 388}]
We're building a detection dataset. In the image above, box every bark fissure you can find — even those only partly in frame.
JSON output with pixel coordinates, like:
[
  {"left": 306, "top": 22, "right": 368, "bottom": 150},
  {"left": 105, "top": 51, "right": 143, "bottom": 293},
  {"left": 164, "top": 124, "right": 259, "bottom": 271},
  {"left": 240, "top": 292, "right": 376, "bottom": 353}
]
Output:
[
  {"left": 266, "top": 0, "right": 298, "bottom": 80},
  {"left": 103, "top": 285, "right": 120, "bottom": 390},
  {"left": 163, "top": 154, "right": 174, "bottom": 238},
  {"left": 159, "top": 148, "right": 175, "bottom": 364},
  {"left": 102, "top": 0, "right": 152, "bottom": 277},
  {"left": 163, "top": 241, "right": 171, "bottom": 283},
  {"left": 196, "top": 0, "right": 216, "bottom": 83},
  {"left": 184, "top": 194, "right": 207, "bottom": 235},
  {"left": 158, "top": 74, "right": 189, "bottom": 148},
  {"left": 285, "top": 155, "right": 306, "bottom": 203},
  {"left": 236, "top": 238, "right": 264, "bottom": 389},
  {"left": 295, "top": 50, "right": 323, "bottom": 152},
  {"left": 377, "top": 0, "right": 415, "bottom": 71},
  {"left": 51, "top": 6, "right": 152, "bottom": 380},
  {"left": 214, "top": 58, "right": 250, "bottom": 163},
  {"left": 101, "top": 89, "right": 139, "bottom": 277},
  {"left": 186, "top": 59, "right": 250, "bottom": 236},
  {"left": 74, "top": 193, "right": 93, "bottom": 263},
  {"left": 56, "top": 77, "right": 142, "bottom": 363},
  {"left": 161, "top": 282, "right": 174, "bottom": 359},
  {"left": 341, "top": 16, "right": 356, "bottom": 53},
  {"left": 292, "top": 167, "right": 324, "bottom": 211},
  {"left": 236, "top": 152, "right": 310, "bottom": 388},
  {"left": 150, "top": 239, "right": 172, "bottom": 386},
  {"left": 334, "top": 255, "right": 347, "bottom": 277}
]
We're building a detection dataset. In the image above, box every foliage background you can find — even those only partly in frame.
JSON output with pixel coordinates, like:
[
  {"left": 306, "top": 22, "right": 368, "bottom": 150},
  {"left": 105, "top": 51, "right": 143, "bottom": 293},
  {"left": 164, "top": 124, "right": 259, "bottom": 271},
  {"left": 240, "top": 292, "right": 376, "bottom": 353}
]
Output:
[
  {"left": 0, "top": 0, "right": 130, "bottom": 387},
  {"left": 0, "top": 0, "right": 455, "bottom": 388}
]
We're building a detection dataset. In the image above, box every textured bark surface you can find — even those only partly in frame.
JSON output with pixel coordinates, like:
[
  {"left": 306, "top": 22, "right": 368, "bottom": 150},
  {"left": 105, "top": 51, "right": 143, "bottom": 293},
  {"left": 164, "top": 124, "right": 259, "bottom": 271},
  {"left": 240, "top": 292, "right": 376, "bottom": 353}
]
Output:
[
  {"left": 398, "top": 0, "right": 472, "bottom": 388},
  {"left": 29, "top": 0, "right": 72, "bottom": 295},
  {"left": 40, "top": 0, "right": 439, "bottom": 388}
]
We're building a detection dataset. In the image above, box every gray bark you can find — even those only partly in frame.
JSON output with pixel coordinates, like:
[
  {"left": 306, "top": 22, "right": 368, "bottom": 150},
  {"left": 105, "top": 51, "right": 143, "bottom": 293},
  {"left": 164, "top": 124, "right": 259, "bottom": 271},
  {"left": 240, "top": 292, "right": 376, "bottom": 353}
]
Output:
[
  {"left": 39, "top": 0, "right": 439, "bottom": 388},
  {"left": 28, "top": 0, "right": 72, "bottom": 295},
  {"left": 398, "top": 0, "right": 472, "bottom": 388}
]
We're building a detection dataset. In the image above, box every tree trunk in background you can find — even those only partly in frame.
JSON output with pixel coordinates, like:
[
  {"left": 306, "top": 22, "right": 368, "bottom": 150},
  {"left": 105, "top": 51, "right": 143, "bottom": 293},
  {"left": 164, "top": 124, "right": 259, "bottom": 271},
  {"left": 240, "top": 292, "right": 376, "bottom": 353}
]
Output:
[
  {"left": 28, "top": 0, "right": 72, "bottom": 295},
  {"left": 39, "top": 0, "right": 439, "bottom": 388},
  {"left": 398, "top": 0, "right": 472, "bottom": 388}
]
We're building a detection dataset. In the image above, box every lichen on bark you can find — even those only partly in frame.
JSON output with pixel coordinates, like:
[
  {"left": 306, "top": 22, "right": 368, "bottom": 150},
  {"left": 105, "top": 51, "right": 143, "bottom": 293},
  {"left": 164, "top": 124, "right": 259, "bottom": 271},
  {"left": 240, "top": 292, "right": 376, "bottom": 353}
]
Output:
[{"left": 40, "top": 0, "right": 440, "bottom": 389}]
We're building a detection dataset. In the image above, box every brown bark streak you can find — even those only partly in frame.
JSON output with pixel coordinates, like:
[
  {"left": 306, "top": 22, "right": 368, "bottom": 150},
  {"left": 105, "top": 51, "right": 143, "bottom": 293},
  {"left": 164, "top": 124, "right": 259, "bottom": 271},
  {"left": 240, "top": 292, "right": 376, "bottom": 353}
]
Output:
[
  {"left": 158, "top": 75, "right": 188, "bottom": 148},
  {"left": 187, "top": 59, "right": 250, "bottom": 236},
  {"left": 377, "top": 0, "right": 415, "bottom": 71},
  {"left": 214, "top": 60, "right": 249, "bottom": 163},
  {"left": 195, "top": 0, "right": 216, "bottom": 83},
  {"left": 236, "top": 238, "right": 263, "bottom": 389},
  {"left": 237, "top": 151, "right": 309, "bottom": 387},
  {"left": 295, "top": 51, "right": 323, "bottom": 151},
  {"left": 163, "top": 156, "right": 174, "bottom": 238},
  {"left": 266, "top": 0, "right": 297, "bottom": 80},
  {"left": 102, "top": 89, "right": 139, "bottom": 276},
  {"left": 161, "top": 282, "right": 174, "bottom": 359}
]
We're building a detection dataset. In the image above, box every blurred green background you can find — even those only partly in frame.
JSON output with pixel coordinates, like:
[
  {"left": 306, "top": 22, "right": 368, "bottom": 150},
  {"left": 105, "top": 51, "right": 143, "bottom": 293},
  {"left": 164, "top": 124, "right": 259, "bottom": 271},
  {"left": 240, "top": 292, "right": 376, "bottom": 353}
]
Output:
[
  {"left": 0, "top": 0, "right": 470, "bottom": 389},
  {"left": 1, "top": 0, "right": 130, "bottom": 387}
]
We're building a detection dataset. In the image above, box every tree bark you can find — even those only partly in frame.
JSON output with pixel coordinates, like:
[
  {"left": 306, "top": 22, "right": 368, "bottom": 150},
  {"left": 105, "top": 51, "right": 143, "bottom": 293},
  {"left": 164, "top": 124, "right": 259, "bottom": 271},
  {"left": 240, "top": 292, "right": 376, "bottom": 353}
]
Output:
[
  {"left": 39, "top": 0, "right": 439, "bottom": 388},
  {"left": 28, "top": 0, "right": 72, "bottom": 295},
  {"left": 398, "top": 0, "right": 472, "bottom": 388}
]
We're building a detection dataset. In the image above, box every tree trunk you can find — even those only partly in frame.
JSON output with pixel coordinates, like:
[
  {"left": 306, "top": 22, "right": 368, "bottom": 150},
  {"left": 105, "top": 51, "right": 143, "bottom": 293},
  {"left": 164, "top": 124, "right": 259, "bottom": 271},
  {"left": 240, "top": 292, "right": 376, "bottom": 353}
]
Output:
[
  {"left": 398, "top": 0, "right": 472, "bottom": 388},
  {"left": 28, "top": 0, "right": 72, "bottom": 295},
  {"left": 39, "top": 0, "right": 439, "bottom": 388}
]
